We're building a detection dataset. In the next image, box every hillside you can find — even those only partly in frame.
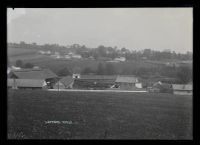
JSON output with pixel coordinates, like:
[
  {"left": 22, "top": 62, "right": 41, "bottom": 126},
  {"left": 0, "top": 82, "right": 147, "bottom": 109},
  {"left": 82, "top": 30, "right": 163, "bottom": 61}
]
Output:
[{"left": 7, "top": 47, "right": 44, "bottom": 62}]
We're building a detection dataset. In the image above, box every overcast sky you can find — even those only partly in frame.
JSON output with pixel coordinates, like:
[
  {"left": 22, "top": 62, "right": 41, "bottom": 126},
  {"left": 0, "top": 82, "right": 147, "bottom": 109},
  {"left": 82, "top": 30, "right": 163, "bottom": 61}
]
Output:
[{"left": 7, "top": 8, "right": 193, "bottom": 53}]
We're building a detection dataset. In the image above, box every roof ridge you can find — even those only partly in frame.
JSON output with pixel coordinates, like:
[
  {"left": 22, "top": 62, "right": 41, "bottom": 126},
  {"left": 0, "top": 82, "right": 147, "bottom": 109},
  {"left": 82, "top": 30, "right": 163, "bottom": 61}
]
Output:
[{"left": 12, "top": 69, "right": 43, "bottom": 72}]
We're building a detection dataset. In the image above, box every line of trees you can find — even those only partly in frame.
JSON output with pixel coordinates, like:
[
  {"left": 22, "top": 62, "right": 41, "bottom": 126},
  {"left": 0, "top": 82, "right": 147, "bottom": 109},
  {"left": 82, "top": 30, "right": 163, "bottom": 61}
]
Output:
[
  {"left": 56, "top": 62, "right": 192, "bottom": 84},
  {"left": 15, "top": 60, "right": 35, "bottom": 69}
]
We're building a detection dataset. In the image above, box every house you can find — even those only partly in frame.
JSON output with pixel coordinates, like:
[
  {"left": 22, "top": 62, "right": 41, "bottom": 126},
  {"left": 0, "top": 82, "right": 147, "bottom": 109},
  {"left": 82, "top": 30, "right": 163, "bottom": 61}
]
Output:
[
  {"left": 33, "top": 66, "right": 40, "bottom": 69},
  {"left": 172, "top": 84, "right": 193, "bottom": 95},
  {"left": 7, "top": 79, "right": 47, "bottom": 90},
  {"left": 65, "top": 55, "right": 71, "bottom": 59},
  {"left": 8, "top": 68, "right": 58, "bottom": 89},
  {"left": 7, "top": 67, "right": 11, "bottom": 74},
  {"left": 165, "top": 62, "right": 180, "bottom": 67},
  {"left": 72, "top": 54, "right": 82, "bottom": 59},
  {"left": 115, "top": 76, "right": 141, "bottom": 90},
  {"left": 11, "top": 66, "right": 21, "bottom": 70},
  {"left": 72, "top": 74, "right": 81, "bottom": 79},
  {"left": 38, "top": 50, "right": 45, "bottom": 54},
  {"left": 38, "top": 50, "right": 51, "bottom": 55},
  {"left": 53, "top": 76, "right": 74, "bottom": 89},
  {"left": 114, "top": 57, "right": 126, "bottom": 62}
]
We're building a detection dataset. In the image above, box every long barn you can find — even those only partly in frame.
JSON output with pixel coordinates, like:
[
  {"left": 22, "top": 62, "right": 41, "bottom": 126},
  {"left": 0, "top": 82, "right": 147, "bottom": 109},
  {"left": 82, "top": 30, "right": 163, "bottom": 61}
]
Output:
[
  {"left": 7, "top": 79, "right": 47, "bottom": 90},
  {"left": 8, "top": 68, "right": 58, "bottom": 89}
]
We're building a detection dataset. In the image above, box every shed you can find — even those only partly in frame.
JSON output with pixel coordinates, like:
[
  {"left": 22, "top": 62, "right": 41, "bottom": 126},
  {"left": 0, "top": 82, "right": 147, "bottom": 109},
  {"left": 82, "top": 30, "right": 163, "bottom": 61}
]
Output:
[
  {"left": 8, "top": 68, "right": 58, "bottom": 89},
  {"left": 115, "top": 76, "right": 139, "bottom": 90},
  {"left": 172, "top": 84, "right": 193, "bottom": 95},
  {"left": 7, "top": 79, "right": 47, "bottom": 89}
]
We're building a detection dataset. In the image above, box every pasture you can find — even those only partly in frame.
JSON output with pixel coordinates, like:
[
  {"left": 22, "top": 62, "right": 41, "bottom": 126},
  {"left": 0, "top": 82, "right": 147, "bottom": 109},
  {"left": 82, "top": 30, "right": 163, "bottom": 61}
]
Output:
[
  {"left": 12, "top": 57, "right": 159, "bottom": 75},
  {"left": 7, "top": 47, "right": 44, "bottom": 62},
  {"left": 7, "top": 90, "right": 192, "bottom": 139}
]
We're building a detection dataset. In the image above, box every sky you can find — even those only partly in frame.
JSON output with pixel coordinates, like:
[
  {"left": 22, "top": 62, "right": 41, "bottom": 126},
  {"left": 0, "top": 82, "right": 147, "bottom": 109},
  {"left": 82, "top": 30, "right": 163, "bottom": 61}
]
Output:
[{"left": 7, "top": 8, "right": 193, "bottom": 53}]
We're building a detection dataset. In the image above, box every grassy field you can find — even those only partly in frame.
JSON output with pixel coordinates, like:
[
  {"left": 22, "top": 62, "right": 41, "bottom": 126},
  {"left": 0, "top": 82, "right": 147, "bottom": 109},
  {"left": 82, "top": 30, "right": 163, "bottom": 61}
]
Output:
[
  {"left": 7, "top": 47, "right": 44, "bottom": 62},
  {"left": 11, "top": 57, "right": 159, "bottom": 75},
  {"left": 7, "top": 90, "right": 192, "bottom": 139},
  {"left": 7, "top": 47, "right": 37, "bottom": 57}
]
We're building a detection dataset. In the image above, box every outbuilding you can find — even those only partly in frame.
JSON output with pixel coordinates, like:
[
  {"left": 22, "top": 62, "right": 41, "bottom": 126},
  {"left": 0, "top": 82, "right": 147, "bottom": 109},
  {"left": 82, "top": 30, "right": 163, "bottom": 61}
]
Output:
[
  {"left": 7, "top": 79, "right": 47, "bottom": 90},
  {"left": 115, "top": 76, "right": 141, "bottom": 90},
  {"left": 8, "top": 68, "right": 58, "bottom": 89},
  {"left": 172, "top": 84, "right": 193, "bottom": 95}
]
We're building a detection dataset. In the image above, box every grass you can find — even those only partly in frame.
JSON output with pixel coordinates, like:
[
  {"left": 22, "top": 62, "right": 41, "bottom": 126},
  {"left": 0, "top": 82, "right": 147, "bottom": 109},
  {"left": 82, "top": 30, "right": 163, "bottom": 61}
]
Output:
[
  {"left": 8, "top": 47, "right": 44, "bottom": 63},
  {"left": 8, "top": 47, "right": 37, "bottom": 57},
  {"left": 7, "top": 90, "right": 192, "bottom": 139}
]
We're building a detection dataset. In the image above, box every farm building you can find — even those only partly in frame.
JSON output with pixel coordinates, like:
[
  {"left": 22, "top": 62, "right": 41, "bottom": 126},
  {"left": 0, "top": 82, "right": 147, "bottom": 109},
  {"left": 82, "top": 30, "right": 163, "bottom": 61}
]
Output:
[
  {"left": 8, "top": 68, "right": 58, "bottom": 89},
  {"left": 7, "top": 79, "right": 47, "bottom": 90},
  {"left": 172, "top": 84, "right": 193, "bottom": 95},
  {"left": 53, "top": 76, "right": 74, "bottom": 89},
  {"left": 115, "top": 76, "right": 142, "bottom": 90},
  {"left": 114, "top": 57, "right": 126, "bottom": 62},
  {"left": 73, "top": 75, "right": 117, "bottom": 89},
  {"left": 72, "top": 74, "right": 81, "bottom": 79},
  {"left": 148, "top": 81, "right": 173, "bottom": 93}
]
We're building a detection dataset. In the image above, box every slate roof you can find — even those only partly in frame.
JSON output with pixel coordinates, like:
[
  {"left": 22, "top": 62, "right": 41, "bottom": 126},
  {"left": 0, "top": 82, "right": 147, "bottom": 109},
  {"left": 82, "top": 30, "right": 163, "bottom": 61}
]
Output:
[
  {"left": 172, "top": 84, "right": 193, "bottom": 91},
  {"left": 9, "top": 69, "right": 58, "bottom": 79},
  {"left": 115, "top": 76, "right": 138, "bottom": 83},
  {"left": 7, "top": 79, "right": 46, "bottom": 88},
  {"left": 80, "top": 75, "right": 117, "bottom": 80},
  {"left": 59, "top": 76, "right": 74, "bottom": 87}
]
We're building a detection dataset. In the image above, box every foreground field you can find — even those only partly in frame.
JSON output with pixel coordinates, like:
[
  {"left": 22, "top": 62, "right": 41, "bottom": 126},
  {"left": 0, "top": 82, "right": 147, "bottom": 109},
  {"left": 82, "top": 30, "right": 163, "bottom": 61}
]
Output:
[{"left": 7, "top": 90, "right": 192, "bottom": 139}]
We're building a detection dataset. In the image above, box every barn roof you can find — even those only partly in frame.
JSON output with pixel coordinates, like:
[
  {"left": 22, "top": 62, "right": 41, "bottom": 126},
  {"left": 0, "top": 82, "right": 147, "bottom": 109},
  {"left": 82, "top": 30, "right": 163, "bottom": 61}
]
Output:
[
  {"left": 80, "top": 75, "right": 117, "bottom": 80},
  {"left": 172, "top": 84, "right": 193, "bottom": 91},
  {"left": 59, "top": 76, "right": 74, "bottom": 87},
  {"left": 115, "top": 76, "right": 138, "bottom": 83},
  {"left": 9, "top": 69, "right": 58, "bottom": 79},
  {"left": 7, "top": 79, "right": 46, "bottom": 88}
]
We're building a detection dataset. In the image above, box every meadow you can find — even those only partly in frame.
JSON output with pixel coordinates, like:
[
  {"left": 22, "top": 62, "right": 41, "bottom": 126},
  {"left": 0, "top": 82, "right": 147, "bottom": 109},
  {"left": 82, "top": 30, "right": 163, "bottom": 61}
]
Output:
[
  {"left": 7, "top": 47, "right": 44, "bottom": 62},
  {"left": 7, "top": 90, "right": 192, "bottom": 139}
]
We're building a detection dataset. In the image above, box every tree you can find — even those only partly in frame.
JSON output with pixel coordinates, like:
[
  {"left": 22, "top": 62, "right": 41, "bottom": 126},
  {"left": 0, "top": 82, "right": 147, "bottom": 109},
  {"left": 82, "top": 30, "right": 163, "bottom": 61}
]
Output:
[
  {"left": 24, "top": 63, "right": 34, "bottom": 68},
  {"left": 82, "top": 67, "right": 93, "bottom": 74},
  {"left": 176, "top": 66, "right": 192, "bottom": 84},
  {"left": 105, "top": 63, "right": 116, "bottom": 75},
  {"left": 15, "top": 60, "right": 23, "bottom": 67},
  {"left": 96, "top": 63, "right": 105, "bottom": 75},
  {"left": 58, "top": 67, "right": 72, "bottom": 76}
]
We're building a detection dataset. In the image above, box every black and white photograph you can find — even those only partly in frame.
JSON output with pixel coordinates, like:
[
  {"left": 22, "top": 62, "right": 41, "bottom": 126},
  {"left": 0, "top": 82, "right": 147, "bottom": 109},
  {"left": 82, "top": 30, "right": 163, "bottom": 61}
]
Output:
[{"left": 7, "top": 7, "right": 193, "bottom": 139}]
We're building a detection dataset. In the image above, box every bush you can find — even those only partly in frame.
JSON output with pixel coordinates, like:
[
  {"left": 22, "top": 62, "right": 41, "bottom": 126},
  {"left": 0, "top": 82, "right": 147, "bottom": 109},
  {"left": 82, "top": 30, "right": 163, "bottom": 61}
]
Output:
[
  {"left": 58, "top": 67, "right": 72, "bottom": 76},
  {"left": 24, "top": 63, "right": 34, "bottom": 68},
  {"left": 15, "top": 60, "right": 23, "bottom": 67},
  {"left": 82, "top": 67, "right": 93, "bottom": 75}
]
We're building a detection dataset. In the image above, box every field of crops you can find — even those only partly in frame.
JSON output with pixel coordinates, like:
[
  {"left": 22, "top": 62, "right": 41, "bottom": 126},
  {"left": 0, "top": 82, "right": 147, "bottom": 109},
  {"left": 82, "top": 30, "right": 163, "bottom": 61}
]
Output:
[{"left": 7, "top": 90, "right": 192, "bottom": 139}]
